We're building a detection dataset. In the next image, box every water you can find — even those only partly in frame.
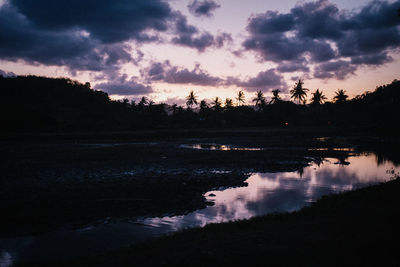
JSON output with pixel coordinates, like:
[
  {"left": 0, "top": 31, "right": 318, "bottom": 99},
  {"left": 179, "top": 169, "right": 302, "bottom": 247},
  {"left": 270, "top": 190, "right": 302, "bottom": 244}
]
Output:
[
  {"left": 1, "top": 153, "right": 398, "bottom": 265},
  {"left": 180, "top": 143, "right": 263, "bottom": 151},
  {"left": 141, "top": 153, "right": 397, "bottom": 228}
]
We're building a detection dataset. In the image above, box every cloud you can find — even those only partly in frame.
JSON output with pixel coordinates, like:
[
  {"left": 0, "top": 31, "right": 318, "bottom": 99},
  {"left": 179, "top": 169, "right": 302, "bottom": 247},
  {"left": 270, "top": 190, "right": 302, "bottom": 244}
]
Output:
[
  {"left": 313, "top": 60, "right": 357, "bottom": 80},
  {"left": 277, "top": 60, "right": 310, "bottom": 73},
  {"left": 0, "top": 0, "right": 230, "bottom": 81},
  {"left": 243, "top": 0, "right": 400, "bottom": 79},
  {"left": 9, "top": 0, "right": 172, "bottom": 43},
  {"left": 171, "top": 12, "right": 230, "bottom": 51},
  {"left": 188, "top": 0, "right": 220, "bottom": 17},
  {"left": 0, "top": 69, "right": 16, "bottom": 77},
  {"left": 145, "top": 61, "right": 222, "bottom": 86},
  {"left": 94, "top": 74, "right": 153, "bottom": 96},
  {"left": 0, "top": 2, "right": 157, "bottom": 73},
  {"left": 227, "top": 69, "right": 285, "bottom": 91}
]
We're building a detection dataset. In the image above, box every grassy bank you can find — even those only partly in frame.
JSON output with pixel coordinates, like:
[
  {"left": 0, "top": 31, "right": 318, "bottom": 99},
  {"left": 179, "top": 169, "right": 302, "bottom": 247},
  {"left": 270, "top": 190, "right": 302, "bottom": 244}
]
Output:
[{"left": 40, "top": 176, "right": 400, "bottom": 267}]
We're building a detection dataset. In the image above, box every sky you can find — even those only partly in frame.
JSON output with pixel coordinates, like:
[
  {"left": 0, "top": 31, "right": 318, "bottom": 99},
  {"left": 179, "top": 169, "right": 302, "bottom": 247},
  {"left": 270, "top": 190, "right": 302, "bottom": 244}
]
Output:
[{"left": 0, "top": 0, "right": 400, "bottom": 105}]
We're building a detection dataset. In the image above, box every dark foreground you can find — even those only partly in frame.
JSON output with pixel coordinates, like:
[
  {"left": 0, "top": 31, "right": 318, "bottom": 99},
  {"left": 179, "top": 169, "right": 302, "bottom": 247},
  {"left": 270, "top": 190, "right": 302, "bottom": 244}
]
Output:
[{"left": 38, "top": 176, "right": 400, "bottom": 267}]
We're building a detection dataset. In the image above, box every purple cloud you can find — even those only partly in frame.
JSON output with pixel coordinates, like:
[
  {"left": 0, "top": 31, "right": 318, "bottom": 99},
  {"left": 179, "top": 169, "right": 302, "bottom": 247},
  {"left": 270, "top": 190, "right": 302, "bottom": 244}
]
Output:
[
  {"left": 188, "top": 0, "right": 221, "bottom": 17},
  {"left": 145, "top": 61, "right": 222, "bottom": 86},
  {"left": 94, "top": 74, "right": 153, "bottom": 96},
  {"left": 243, "top": 0, "right": 400, "bottom": 79}
]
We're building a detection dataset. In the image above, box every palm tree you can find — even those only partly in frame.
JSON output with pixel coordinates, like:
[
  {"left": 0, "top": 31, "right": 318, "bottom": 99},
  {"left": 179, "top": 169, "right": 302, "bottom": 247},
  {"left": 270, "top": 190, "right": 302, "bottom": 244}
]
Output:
[
  {"left": 225, "top": 98, "right": 234, "bottom": 109},
  {"left": 310, "top": 89, "right": 327, "bottom": 105},
  {"left": 270, "top": 89, "right": 281, "bottom": 104},
  {"left": 252, "top": 91, "right": 266, "bottom": 108},
  {"left": 290, "top": 80, "right": 309, "bottom": 104},
  {"left": 333, "top": 89, "right": 348, "bottom": 103},
  {"left": 138, "top": 96, "right": 148, "bottom": 111},
  {"left": 186, "top": 90, "right": 198, "bottom": 109},
  {"left": 212, "top": 97, "right": 222, "bottom": 111},
  {"left": 200, "top": 99, "right": 208, "bottom": 111},
  {"left": 236, "top": 90, "right": 245, "bottom": 106},
  {"left": 139, "top": 96, "right": 148, "bottom": 106}
]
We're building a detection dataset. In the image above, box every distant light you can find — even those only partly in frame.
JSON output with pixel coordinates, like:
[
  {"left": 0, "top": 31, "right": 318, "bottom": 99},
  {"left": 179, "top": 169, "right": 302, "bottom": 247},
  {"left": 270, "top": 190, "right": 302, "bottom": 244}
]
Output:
[{"left": 284, "top": 122, "right": 289, "bottom": 126}]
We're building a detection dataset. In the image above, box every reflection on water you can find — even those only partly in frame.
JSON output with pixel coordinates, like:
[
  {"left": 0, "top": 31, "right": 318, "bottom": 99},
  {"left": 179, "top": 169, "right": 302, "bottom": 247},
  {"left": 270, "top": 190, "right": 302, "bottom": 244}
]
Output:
[
  {"left": 1, "top": 153, "right": 398, "bottom": 265},
  {"left": 180, "top": 144, "right": 263, "bottom": 151},
  {"left": 0, "top": 250, "right": 13, "bottom": 267},
  {"left": 141, "top": 154, "right": 397, "bottom": 229}
]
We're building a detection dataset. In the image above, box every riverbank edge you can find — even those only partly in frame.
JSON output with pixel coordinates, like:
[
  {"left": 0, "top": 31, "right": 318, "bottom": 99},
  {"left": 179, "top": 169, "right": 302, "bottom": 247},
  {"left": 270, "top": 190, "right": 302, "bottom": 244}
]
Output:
[{"left": 28, "top": 175, "right": 400, "bottom": 267}]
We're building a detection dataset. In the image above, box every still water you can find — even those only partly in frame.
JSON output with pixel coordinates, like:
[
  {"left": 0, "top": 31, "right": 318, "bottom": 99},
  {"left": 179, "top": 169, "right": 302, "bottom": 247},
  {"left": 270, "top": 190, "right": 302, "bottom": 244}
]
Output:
[{"left": 0, "top": 152, "right": 398, "bottom": 266}]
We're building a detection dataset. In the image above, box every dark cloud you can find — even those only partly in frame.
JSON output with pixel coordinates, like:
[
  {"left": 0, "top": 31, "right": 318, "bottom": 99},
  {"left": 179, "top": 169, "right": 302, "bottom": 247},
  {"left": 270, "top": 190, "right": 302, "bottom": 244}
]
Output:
[
  {"left": 94, "top": 74, "right": 153, "bottom": 96},
  {"left": 0, "top": 0, "right": 229, "bottom": 79},
  {"left": 227, "top": 69, "right": 285, "bottom": 91},
  {"left": 247, "top": 11, "right": 295, "bottom": 34},
  {"left": 350, "top": 52, "right": 393, "bottom": 66},
  {"left": 145, "top": 61, "right": 222, "bottom": 86},
  {"left": 290, "top": 0, "right": 343, "bottom": 40},
  {"left": 0, "top": 2, "right": 154, "bottom": 72},
  {"left": 313, "top": 60, "right": 357, "bottom": 80},
  {"left": 277, "top": 60, "right": 310, "bottom": 73},
  {"left": 188, "top": 0, "right": 221, "bottom": 17},
  {"left": 243, "top": 0, "right": 400, "bottom": 79},
  {"left": 171, "top": 11, "right": 230, "bottom": 51},
  {"left": 10, "top": 0, "right": 171, "bottom": 43}
]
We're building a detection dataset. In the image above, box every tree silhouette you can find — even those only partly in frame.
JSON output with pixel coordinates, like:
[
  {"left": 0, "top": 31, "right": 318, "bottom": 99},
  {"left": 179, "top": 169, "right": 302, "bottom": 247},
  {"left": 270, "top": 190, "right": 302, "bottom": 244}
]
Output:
[
  {"left": 252, "top": 91, "right": 266, "bottom": 108},
  {"left": 138, "top": 96, "right": 149, "bottom": 111},
  {"left": 186, "top": 90, "right": 198, "bottom": 109},
  {"left": 200, "top": 99, "right": 209, "bottom": 111},
  {"left": 310, "top": 89, "right": 327, "bottom": 105},
  {"left": 225, "top": 98, "right": 234, "bottom": 109},
  {"left": 333, "top": 89, "right": 348, "bottom": 103},
  {"left": 290, "top": 80, "right": 309, "bottom": 104},
  {"left": 212, "top": 97, "right": 222, "bottom": 111},
  {"left": 169, "top": 103, "right": 179, "bottom": 115},
  {"left": 270, "top": 89, "right": 281, "bottom": 104},
  {"left": 236, "top": 90, "right": 245, "bottom": 106}
]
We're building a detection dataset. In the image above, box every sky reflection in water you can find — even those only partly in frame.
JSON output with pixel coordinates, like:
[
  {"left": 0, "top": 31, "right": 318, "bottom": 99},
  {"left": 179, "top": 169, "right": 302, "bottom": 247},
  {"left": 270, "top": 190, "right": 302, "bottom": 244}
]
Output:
[{"left": 142, "top": 153, "right": 397, "bottom": 230}]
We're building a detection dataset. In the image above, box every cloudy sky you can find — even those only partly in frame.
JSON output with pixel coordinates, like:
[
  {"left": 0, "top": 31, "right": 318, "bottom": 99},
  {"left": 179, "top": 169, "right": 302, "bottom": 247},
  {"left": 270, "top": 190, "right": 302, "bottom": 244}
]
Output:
[{"left": 1, "top": 0, "right": 399, "bottom": 104}]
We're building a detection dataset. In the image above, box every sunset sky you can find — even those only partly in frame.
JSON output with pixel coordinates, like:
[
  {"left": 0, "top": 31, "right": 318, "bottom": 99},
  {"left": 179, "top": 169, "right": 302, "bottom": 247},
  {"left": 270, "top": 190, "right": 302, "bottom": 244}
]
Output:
[{"left": 1, "top": 0, "right": 399, "bottom": 105}]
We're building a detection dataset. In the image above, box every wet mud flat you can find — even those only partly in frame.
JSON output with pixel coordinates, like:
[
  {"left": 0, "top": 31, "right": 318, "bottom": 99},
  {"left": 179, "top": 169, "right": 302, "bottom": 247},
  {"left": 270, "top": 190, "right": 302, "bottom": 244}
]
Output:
[{"left": 1, "top": 129, "right": 399, "bottom": 257}]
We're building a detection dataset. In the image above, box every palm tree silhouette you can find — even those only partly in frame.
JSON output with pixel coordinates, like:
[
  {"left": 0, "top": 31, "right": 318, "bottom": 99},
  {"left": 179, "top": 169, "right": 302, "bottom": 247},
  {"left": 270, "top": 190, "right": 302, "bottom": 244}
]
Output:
[
  {"left": 270, "top": 89, "right": 281, "bottom": 104},
  {"left": 225, "top": 98, "right": 234, "bottom": 109},
  {"left": 290, "top": 80, "right": 309, "bottom": 104},
  {"left": 310, "top": 89, "right": 327, "bottom": 105},
  {"left": 236, "top": 90, "right": 245, "bottom": 106},
  {"left": 212, "top": 97, "right": 222, "bottom": 111},
  {"left": 186, "top": 90, "right": 198, "bottom": 109},
  {"left": 200, "top": 99, "right": 208, "bottom": 111},
  {"left": 138, "top": 96, "right": 148, "bottom": 111},
  {"left": 333, "top": 89, "right": 348, "bottom": 103},
  {"left": 252, "top": 90, "right": 266, "bottom": 108}
]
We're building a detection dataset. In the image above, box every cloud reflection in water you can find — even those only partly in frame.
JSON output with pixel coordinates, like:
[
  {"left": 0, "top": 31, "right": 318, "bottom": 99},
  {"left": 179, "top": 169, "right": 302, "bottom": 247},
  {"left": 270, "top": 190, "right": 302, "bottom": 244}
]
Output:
[{"left": 142, "top": 154, "right": 397, "bottom": 230}]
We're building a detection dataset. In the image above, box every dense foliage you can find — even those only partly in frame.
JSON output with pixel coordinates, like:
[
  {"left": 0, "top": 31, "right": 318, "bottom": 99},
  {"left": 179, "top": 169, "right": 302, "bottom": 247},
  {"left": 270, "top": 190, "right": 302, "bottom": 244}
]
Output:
[{"left": 1, "top": 75, "right": 399, "bottom": 133}]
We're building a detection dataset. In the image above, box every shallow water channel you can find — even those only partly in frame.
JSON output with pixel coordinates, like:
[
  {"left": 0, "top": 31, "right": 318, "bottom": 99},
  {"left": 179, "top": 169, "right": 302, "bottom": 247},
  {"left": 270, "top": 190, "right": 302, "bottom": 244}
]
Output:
[{"left": 1, "top": 151, "right": 399, "bottom": 266}]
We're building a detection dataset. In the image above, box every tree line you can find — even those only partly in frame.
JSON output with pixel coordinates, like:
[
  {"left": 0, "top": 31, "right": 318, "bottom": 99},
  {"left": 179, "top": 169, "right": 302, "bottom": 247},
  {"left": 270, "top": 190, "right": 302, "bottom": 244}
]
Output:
[
  {"left": 1, "top": 75, "right": 399, "bottom": 134},
  {"left": 182, "top": 79, "right": 348, "bottom": 111}
]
